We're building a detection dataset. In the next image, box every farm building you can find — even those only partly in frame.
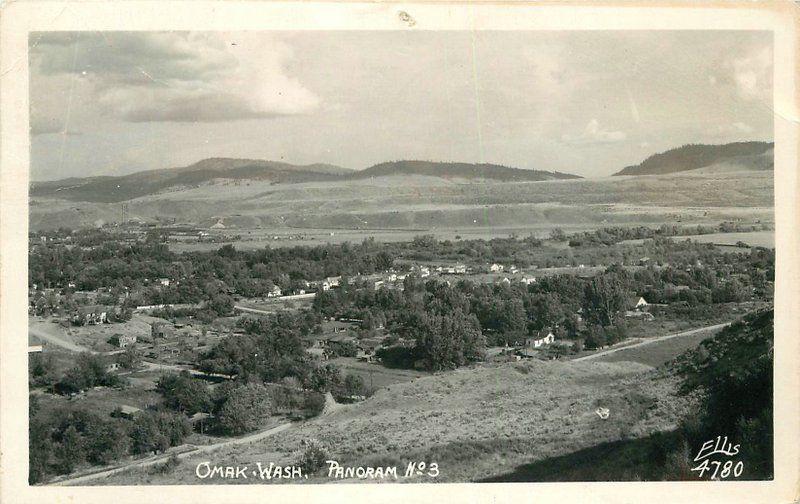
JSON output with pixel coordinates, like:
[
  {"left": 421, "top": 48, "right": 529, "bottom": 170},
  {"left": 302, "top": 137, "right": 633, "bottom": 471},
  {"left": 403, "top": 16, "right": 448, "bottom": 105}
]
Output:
[
  {"left": 28, "top": 334, "right": 44, "bottom": 353},
  {"left": 629, "top": 296, "right": 650, "bottom": 310},
  {"left": 490, "top": 263, "right": 504, "bottom": 272},
  {"left": 114, "top": 405, "right": 142, "bottom": 419},
  {"left": 151, "top": 321, "right": 176, "bottom": 339},
  {"left": 111, "top": 333, "right": 137, "bottom": 348},
  {"left": 72, "top": 305, "right": 113, "bottom": 325},
  {"left": 525, "top": 329, "right": 555, "bottom": 348}
]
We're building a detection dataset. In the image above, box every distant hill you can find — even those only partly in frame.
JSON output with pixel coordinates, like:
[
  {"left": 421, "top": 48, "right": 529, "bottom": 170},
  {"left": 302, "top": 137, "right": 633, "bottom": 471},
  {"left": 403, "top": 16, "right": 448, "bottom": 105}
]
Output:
[
  {"left": 613, "top": 141, "right": 774, "bottom": 177},
  {"left": 31, "top": 158, "right": 352, "bottom": 203},
  {"left": 32, "top": 158, "right": 581, "bottom": 203},
  {"left": 349, "top": 160, "right": 581, "bottom": 183}
]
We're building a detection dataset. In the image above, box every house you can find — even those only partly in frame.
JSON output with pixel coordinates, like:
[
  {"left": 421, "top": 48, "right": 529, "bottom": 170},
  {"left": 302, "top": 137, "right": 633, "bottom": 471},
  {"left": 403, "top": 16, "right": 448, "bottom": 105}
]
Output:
[
  {"left": 325, "top": 276, "right": 341, "bottom": 288},
  {"left": 112, "top": 333, "right": 137, "bottom": 348},
  {"left": 454, "top": 264, "right": 467, "bottom": 274},
  {"left": 105, "top": 362, "right": 121, "bottom": 373},
  {"left": 509, "top": 265, "right": 518, "bottom": 273},
  {"left": 210, "top": 220, "right": 226, "bottom": 229},
  {"left": 499, "top": 277, "right": 511, "bottom": 285},
  {"left": 490, "top": 263, "right": 504, "bottom": 272},
  {"left": 151, "top": 321, "right": 175, "bottom": 340},
  {"left": 520, "top": 276, "right": 537, "bottom": 285},
  {"left": 419, "top": 266, "right": 430, "bottom": 278},
  {"left": 625, "top": 310, "right": 655, "bottom": 321},
  {"left": 114, "top": 405, "right": 142, "bottom": 419},
  {"left": 525, "top": 329, "right": 555, "bottom": 348},
  {"left": 357, "top": 337, "right": 384, "bottom": 357},
  {"left": 28, "top": 334, "right": 44, "bottom": 353},
  {"left": 321, "top": 281, "right": 332, "bottom": 291},
  {"left": 157, "top": 278, "right": 171, "bottom": 287},
  {"left": 189, "top": 412, "right": 213, "bottom": 433},
  {"left": 72, "top": 305, "right": 112, "bottom": 325},
  {"left": 629, "top": 296, "right": 650, "bottom": 310},
  {"left": 267, "top": 285, "right": 282, "bottom": 297}
]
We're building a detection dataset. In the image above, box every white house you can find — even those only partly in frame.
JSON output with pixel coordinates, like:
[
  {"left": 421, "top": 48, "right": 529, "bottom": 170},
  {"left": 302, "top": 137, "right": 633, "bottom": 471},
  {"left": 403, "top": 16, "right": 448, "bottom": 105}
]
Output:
[
  {"left": 631, "top": 296, "right": 649, "bottom": 310},
  {"left": 520, "top": 276, "right": 537, "bottom": 285},
  {"left": 526, "top": 330, "right": 555, "bottom": 348},
  {"left": 490, "top": 263, "right": 504, "bottom": 272},
  {"left": 454, "top": 264, "right": 467, "bottom": 274}
]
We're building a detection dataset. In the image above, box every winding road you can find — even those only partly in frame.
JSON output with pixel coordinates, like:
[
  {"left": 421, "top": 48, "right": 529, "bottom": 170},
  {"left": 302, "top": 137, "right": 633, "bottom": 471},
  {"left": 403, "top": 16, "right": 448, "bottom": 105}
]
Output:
[
  {"left": 28, "top": 321, "right": 94, "bottom": 353},
  {"left": 571, "top": 322, "right": 731, "bottom": 363},
  {"left": 49, "top": 421, "right": 295, "bottom": 486}
]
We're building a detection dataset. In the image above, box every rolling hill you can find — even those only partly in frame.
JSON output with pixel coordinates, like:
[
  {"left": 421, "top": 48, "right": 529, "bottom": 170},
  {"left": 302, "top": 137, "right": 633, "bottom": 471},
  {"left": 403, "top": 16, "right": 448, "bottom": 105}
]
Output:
[
  {"left": 348, "top": 160, "right": 581, "bottom": 183},
  {"left": 31, "top": 158, "right": 581, "bottom": 203},
  {"left": 30, "top": 158, "right": 353, "bottom": 203},
  {"left": 613, "top": 141, "right": 774, "bottom": 177}
]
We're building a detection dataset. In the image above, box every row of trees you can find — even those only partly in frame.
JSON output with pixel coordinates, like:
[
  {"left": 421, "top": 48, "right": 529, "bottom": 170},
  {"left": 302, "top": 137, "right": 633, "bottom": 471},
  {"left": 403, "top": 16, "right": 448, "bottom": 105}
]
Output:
[{"left": 29, "top": 398, "right": 191, "bottom": 484}]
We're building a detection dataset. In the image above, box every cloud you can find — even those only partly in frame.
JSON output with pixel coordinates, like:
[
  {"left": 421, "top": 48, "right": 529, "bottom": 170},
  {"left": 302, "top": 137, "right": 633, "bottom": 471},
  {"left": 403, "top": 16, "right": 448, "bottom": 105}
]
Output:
[
  {"left": 561, "top": 119, "right": 626, "bottom": 145},
  {"left": 30, "top": 32, "right": 320, "bottom": 124},
  {"left": 728, "top": 44, "right": 772, "bottom": 102},
  {"left": 709, "top": 121, "right": 755, "bottom": 137}
]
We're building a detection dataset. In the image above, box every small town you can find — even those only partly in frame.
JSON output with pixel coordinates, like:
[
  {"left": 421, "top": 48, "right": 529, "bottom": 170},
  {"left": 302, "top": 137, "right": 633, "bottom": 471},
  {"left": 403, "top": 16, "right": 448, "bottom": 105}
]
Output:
[{"left": 27, "top": 220, "right": 774, "bottom": 484}]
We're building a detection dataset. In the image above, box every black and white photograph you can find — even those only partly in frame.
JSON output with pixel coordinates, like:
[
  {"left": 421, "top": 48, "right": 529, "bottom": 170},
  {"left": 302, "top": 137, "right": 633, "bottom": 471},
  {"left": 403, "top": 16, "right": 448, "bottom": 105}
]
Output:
[{"left": 1, "top": 2, "right": 798, "bottom": 503}]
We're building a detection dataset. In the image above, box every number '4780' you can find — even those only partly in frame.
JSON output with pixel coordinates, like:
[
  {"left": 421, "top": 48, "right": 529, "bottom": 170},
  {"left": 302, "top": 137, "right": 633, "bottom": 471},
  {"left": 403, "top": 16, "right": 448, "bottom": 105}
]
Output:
[{"left": 691, "top": 459, "right": 744, "bottom": 479}]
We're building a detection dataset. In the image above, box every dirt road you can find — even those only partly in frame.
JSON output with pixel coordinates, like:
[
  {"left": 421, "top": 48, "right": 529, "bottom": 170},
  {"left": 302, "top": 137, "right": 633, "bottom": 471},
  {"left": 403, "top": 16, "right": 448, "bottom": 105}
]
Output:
[
  {"left": 50, "top": 422, "right": 294, "bottom": 486},
  {"left": 28, "top": 321, "right": 93, "bottom": 353},
  {"left": 571, "top": 322, "right": 731, "bottom": 363}
]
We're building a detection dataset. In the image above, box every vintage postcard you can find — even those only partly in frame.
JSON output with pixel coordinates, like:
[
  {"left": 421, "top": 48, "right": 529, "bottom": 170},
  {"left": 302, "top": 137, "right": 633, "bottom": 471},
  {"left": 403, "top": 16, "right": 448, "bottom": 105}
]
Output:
[{"left": 1, "top": 1, "right": 798, "bottom": 503}]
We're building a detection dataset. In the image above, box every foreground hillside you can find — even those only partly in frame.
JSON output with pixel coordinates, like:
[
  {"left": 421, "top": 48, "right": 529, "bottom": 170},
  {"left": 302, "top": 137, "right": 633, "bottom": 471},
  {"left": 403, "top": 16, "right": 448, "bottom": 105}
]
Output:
[
  {"left": 97, "top": 359, "right": 693, "bottom": 484},
  {"left": 613, "top": 141, "right": 773, "bottom": 176}
]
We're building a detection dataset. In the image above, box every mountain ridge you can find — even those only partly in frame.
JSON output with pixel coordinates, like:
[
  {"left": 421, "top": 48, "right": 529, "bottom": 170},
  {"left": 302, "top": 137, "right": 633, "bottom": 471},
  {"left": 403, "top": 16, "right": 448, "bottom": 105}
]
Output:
[
  {"left": 31, "top": 158, "right": 582, "bottom": 203},
  {"left": 613, "top": 141, "right": 774, "bottom": 177}
]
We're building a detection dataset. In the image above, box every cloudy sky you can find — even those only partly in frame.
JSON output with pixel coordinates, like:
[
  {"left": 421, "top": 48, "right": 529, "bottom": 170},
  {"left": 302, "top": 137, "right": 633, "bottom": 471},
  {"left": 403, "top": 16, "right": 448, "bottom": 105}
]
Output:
[{"left": 30, "top": 30, "right": 773, "bottom": 180}]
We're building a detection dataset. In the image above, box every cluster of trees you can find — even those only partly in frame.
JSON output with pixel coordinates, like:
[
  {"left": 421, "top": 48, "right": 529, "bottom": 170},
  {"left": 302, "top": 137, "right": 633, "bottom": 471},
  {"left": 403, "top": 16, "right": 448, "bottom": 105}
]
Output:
[
  {"left": 313, "top": 239, "right": 773, "bottom": 355},
  {"left": 564, "top": 222, "right": 770, "bottom": 247},
  {"left": 30, "top": 350, "right": 144, "bottom": 394},
  {"left": 29, "top": 398, "right": 191, "bottom": 484},
  {"left": 196, "top": 311, "right": 367, "bottom": 401},
  {"left": 675, "top": 308, "right": 773, "bottom": 478},
  {"left": 29, "top": 233, "right": 396, "bottom": 309}
]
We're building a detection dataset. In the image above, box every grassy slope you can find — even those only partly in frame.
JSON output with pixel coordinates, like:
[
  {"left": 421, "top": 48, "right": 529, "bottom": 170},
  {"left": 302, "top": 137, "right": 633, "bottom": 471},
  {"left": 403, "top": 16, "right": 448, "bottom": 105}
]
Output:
[
  {"left": 29, "top": 170, "right": 774, "bottom": 232},
  {"left": 95, "top": 359, "right": 694, "bottom": 485},
  {"left": 613, "top": 142, "right": 773, "bottom": 176}
]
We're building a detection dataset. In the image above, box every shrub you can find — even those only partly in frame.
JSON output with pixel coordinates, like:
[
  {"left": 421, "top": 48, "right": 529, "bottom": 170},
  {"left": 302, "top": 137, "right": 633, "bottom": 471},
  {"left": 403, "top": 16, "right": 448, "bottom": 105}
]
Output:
[
  {"left": 296, "top": 439, "right": 331, "bottom": 474},
  {"left": 214, "top": 382, "right": 274, "bottom": 435}
]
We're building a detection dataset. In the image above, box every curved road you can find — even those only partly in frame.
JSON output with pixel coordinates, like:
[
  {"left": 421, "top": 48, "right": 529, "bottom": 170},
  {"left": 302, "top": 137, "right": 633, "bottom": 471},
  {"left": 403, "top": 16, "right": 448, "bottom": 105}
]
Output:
[
  {"left": 50, "top": 421, "right": 294, "bottom": 486},
  {"left": 571, "top": 322, "right": 731, "bottom": 362},
  {"left": 28, "top": 322, "right": 94, "bottom": 353}
]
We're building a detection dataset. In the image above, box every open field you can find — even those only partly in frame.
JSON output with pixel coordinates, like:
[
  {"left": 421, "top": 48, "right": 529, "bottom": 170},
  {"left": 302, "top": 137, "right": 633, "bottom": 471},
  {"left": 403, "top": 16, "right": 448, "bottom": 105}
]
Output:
[
  {"left": 327, "top": 357, "right": 428, "bottom": 390},
  {"left": 93, "top": 358, "right": 693, "bottom": 485},
  {"left": 620, "top": 230, "right": 774, "bottom": 249},
  {"left": 678, "top": 230, "right": 774, "bottom": 248},
  {"left": 30, "top": 171, "right": 773, "bottom": 236},
  {"left": 592, "top": 326, "right": 723, "bottom": 368}
]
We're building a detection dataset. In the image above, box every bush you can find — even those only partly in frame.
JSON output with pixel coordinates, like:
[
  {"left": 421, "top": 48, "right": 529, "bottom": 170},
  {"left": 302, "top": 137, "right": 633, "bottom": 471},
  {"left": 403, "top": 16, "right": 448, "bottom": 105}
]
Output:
[
  {"left": 214, "top": 382, "right": 274, "bottom": 435},
  {"left": 296, "top": 439, "right": 331, "bottom": 474}
]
